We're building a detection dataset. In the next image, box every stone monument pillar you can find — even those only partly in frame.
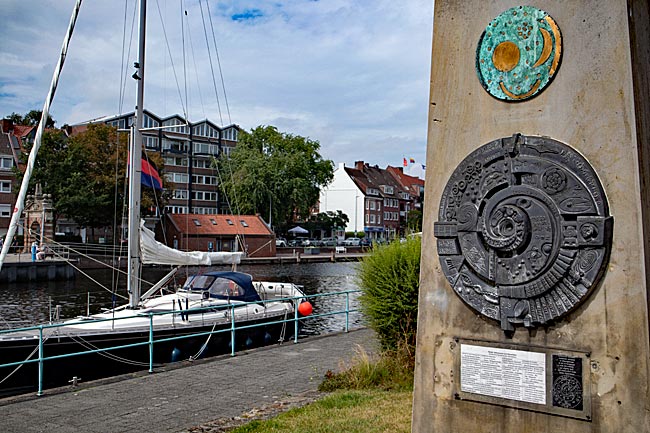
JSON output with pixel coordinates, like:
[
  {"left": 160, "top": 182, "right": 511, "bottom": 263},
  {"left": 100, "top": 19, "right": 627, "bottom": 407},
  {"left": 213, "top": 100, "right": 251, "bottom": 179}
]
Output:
[
  {"left": 23, "top": 183, "right": 55, "bottom": 252},
  {"left": 413, "top": 1, "right": 650, "bottom": 432}
]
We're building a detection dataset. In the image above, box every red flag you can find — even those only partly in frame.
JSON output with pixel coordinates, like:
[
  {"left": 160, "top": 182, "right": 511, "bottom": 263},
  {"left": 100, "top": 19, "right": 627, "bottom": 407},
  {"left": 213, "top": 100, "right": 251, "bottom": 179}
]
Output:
[{"left": 403, "top": 158, "right": 407, "bottom": 167}]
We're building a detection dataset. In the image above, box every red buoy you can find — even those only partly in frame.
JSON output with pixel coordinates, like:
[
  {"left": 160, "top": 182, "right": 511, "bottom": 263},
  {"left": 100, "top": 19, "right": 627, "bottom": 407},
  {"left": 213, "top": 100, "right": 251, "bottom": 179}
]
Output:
[{"left": 298, "top": 301, "right": 313, "bottom": 316}]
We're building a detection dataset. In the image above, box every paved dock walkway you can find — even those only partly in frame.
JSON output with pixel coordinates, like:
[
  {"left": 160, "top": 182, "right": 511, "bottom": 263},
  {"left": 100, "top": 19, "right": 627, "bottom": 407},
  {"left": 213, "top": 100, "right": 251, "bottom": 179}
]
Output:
[{"left": 0, "top": 328, "right": 377, "bottom": 433}]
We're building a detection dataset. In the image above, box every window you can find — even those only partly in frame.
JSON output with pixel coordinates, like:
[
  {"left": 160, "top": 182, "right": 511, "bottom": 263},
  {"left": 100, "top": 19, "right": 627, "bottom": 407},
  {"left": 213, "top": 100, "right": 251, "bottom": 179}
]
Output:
[
  {"left": 165, "top": 173, "right": 189, "bottom": 184},
  {"left": 193, "top": 191, "right": 218, "bottom": 201},
  {"left": 0, "top": 157, "right": 13, "bottom": 170},
  {"left": 370, "top": 214, "right": 375, "bottom": 223},
  {"left": 226, "top": 219, "right": 234, "bottom": 225},
  {"left": 192, "top": 123, "right": 218, "bottom": 138},
  {"left": 162, "top": 138, "right": 189, "bottom": 153},
  {"left": 192, "top": 219, "right": 201, "bottom": 226},
  {"left": 163, "top": 117, "right": 188, "bottom": 133},
  {"left": 365, "top": 214, "right": 369, "bottom": 223},
  {"left": 210, "top": 219, "right": 217, "bottom": 225},
  {"left": 222, "top": 128, "right": 238, "bottom": 141},
  {"left": 367, "top": 188, "right": 379, "bottom": 196},
  {"left": 165, "top": 205, "right": 188, "bottom": 213},
  {"left": 382, "top": 185, "right": 394, "bottom": 194},
  {"left": 143, "top": 136, "right": 158, "bottom": 149},
  {"left": 0, "top": 204, "right": 10, "bottom": 217},
  {"left": 173, "top": 190, "right": 188, "bottom": 199},
  {"left": 240, "top": 220, "right": 248, "bottom": 227},
  {"left": 164, "top": 157, "right": 188, "bottom": 167},
  {"left": 370, "top": 201, "right": 375, "bottom": 210},
  {"left": 193, "top": 158, "right": 213, "bottom": 169},
  {"left": 0, "top": 181, "right": 11, "bottom": 193},
  {"left": 143, "top": 113, "right": 160, "bottom": 129}
]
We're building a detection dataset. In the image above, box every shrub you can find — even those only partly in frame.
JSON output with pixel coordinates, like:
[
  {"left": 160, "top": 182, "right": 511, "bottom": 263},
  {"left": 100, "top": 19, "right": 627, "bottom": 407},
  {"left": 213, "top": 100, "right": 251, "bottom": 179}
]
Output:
[{"left": 357, "top": 237, "right": 421, "bottom": 352}]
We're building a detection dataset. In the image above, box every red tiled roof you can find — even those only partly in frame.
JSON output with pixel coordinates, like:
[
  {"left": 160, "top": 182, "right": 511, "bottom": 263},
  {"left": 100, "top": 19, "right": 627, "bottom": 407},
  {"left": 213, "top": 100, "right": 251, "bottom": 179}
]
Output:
[{"left": 167, "top": 214, "right": 273, "bottom": 236}]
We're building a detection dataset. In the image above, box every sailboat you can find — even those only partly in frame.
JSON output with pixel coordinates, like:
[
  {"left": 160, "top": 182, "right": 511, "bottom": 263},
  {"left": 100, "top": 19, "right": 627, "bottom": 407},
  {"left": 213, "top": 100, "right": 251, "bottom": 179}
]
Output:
[{"left": 0, "top": 0, "right": 312, "bottom": 397}]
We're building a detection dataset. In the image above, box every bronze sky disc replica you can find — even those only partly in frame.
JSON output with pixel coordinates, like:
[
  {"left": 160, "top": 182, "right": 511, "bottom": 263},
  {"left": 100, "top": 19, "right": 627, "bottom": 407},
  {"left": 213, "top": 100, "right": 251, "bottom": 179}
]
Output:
[{"left": 434, "top": 134, "right": 612, "bottom": 332}]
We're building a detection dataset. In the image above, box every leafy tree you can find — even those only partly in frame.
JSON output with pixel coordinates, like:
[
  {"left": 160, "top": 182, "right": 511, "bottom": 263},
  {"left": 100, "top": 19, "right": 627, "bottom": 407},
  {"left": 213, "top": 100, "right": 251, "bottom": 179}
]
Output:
[
  {"left": 358, "top": 237, "right": 421, "bottom": 352},
  {"left": 215, "top": 125, "right": 334, "bottom": 225},
  {"left": 406, "top": 209, "right": 422, "bottom": 233},
  {"left": 313, "top": 210, "right": 349, "bottom": 237},
  {"left": 14, "top": 124, "right": 166, "bottom": 240},
  {"left": 5, "top": 110, "right": 56, "bottom": 128}
]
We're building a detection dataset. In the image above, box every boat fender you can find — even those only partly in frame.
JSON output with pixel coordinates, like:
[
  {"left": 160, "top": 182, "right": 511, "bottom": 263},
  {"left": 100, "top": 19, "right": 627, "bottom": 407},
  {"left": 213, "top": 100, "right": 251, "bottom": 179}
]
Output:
[
  {"left": 264, "top": 332, "right": 273, "bottom": 344},
  {"left": 171, "top": 347, "right": 182, "bottom": 362},
  {"left": 298, "top": 301, "right": 313, "bottom": 316},
  {"left": 246, "top": 336, "right": 253, "bottom": 347}
]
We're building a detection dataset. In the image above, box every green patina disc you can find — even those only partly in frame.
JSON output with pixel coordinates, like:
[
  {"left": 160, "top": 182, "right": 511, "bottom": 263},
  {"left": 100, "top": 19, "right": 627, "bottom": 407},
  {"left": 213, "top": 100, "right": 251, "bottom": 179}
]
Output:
[{"left": 476, "top": 5, "right": 562, "bottom": 101}]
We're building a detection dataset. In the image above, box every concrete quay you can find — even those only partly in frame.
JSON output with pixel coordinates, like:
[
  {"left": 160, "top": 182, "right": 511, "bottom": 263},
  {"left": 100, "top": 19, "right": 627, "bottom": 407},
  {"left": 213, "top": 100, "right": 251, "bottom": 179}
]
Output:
[{"left": 0, "top": 328, "right": 377, "bottom": 433}]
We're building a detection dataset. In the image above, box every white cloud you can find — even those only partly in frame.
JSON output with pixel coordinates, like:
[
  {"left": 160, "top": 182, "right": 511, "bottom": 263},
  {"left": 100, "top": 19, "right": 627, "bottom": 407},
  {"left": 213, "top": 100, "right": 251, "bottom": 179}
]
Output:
[{"left": 0, "top": 0, "right": 433, "bottom": 171}]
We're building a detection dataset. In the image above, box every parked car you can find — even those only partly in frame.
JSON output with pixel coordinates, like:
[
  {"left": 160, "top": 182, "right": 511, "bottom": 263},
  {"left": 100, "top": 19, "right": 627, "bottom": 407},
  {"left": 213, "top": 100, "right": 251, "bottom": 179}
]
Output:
[
  {"left": 275, "top": 238, "right": 287, "bottom": 247},
  {"left": 321, "top": 237, "right": 337, "bottom": 246},
  {"left": 344, "top": 237, "right": 361, "bottom": 246},
  {"left": 360, "top": 238, "right": 371, "bottom": 247}
]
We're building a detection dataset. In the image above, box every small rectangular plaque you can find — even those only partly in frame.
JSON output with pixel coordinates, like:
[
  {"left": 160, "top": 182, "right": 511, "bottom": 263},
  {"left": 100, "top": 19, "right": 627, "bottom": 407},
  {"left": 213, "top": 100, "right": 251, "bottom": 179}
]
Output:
[
  {"left": 461, "top": 344, "right": 546, "bottom": 405},
  {"left": 453, "top": 339, "right": 592, "bottom": 420},
  {"left": 552, "top": 354, "right": 584, "bottom": 411}
]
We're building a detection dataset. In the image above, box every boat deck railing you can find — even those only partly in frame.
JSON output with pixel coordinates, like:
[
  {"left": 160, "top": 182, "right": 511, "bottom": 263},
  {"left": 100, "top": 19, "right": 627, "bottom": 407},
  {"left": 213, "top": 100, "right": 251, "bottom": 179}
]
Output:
[{"left": 0, "top": 289, "right": 361, "bottom": 396}]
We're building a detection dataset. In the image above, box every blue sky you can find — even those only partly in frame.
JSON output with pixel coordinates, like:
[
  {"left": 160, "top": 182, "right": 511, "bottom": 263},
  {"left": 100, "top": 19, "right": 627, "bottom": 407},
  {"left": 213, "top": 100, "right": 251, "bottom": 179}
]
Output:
[{"left": 0, "top": 0, "right": 433, "bottom": 176}]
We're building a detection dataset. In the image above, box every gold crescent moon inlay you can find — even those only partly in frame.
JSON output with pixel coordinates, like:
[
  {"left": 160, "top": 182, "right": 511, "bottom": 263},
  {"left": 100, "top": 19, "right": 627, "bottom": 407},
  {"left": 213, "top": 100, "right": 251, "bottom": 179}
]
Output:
[
  {"left": 499, "top": 80, "right": 541, "bottom": 100},
  {"left": 545, "top": 15, "right": 562, "bottom": 76},
  {"left": 532, "top": 28, "right": 552, "bottom": 68}
]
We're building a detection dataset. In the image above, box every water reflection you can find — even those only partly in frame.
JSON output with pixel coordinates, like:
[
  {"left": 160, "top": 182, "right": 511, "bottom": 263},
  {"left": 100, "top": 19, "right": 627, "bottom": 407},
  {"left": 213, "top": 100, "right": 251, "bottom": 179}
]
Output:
[{"left": 0, "top": 262, "right": 364, "bottom": 335}]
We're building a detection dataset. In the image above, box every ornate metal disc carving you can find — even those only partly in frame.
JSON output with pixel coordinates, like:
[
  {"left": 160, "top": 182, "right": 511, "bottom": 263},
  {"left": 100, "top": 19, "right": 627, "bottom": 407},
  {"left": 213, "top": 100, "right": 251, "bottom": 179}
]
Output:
[
  {"left": 476, "top": 6, "right": 562, "bottom": 101},
  {"left": 434, "top": 135, "right": 612, "bottom": 332}
]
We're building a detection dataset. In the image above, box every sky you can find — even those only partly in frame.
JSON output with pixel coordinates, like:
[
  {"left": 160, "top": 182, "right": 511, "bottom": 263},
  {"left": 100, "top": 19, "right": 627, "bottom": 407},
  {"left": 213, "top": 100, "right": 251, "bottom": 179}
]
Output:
[{"left": 0, "top": 0, "right": 433, "bottom": 177}]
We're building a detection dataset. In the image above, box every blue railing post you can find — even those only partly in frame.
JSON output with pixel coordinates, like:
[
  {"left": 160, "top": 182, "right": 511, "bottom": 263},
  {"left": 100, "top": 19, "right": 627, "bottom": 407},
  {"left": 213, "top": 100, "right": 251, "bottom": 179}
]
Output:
[
  {"left": 345, "top": 292, "right": 350, "bottom": 333},
  {"left": 230, "top": 304, "right": 236, "bottom": 357},
  {"left": 294, "top": 300, "right": 299, "bottom": 344},
  {"left": 37, "top": 326, "right": 44, "bottom": 396},
  {"left": 148, "top": 313, "right": 154, "bottom": 373}
]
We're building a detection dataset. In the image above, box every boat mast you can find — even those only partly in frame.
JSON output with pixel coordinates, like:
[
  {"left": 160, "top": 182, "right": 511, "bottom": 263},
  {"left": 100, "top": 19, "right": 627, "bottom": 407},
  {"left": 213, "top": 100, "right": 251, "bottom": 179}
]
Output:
[
  {"left": 0, "top": 0, "right": 83, "bottom": 271},
  {"left": 128, "top": 0, "right": 147, "bottom": 308}
]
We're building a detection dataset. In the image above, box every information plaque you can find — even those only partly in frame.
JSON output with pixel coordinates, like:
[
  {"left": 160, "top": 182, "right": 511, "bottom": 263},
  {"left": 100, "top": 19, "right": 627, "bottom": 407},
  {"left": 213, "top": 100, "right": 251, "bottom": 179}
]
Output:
[{"left": 453, "top": 339, "right": 592, "bottom": 420}]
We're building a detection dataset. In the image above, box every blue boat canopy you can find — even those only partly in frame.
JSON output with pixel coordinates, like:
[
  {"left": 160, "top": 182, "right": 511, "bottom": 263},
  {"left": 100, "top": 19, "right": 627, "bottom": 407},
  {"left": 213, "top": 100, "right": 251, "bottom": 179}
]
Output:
[{"left": 182, "top": 271, "right": 262, "bottom": 303}]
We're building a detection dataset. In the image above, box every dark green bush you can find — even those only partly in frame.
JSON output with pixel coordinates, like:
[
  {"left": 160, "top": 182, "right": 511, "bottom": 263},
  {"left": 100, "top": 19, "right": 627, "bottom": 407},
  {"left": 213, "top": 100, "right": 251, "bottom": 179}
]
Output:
[{"left": 357, "top": 237, "right": 421, "bottom": 352}]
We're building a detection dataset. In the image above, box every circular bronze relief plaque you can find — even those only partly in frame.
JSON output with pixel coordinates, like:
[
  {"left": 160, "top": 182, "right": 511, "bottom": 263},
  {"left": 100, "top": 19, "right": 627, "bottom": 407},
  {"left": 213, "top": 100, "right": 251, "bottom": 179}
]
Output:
[
  {"left": 434, "top": 135, "right": 612, "bottom": 332},
  {"left": 476, "top": 5, "right": 562, "bottom": 101}
]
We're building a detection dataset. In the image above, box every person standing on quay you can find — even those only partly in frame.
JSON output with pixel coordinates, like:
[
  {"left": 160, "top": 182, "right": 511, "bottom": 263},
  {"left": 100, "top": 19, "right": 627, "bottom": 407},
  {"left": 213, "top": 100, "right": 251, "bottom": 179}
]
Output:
[{"left": 31, "top": 241, "right": 38, "bottom": 262}]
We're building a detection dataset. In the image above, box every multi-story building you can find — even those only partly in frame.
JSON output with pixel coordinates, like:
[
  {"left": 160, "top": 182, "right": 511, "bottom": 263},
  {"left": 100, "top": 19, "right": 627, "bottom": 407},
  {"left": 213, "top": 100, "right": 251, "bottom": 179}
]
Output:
[
  {"left": 76, "top": 110, "right": 239, "bottom": 216},
  {"left": 0, "top": 120, "right": 36, "bottom": 237},
  {"left": 319, "top": 161, "right": 422, "bottom": 241},
  {"left": 387, "top": 165, "right": 425, "bottom": 229}
]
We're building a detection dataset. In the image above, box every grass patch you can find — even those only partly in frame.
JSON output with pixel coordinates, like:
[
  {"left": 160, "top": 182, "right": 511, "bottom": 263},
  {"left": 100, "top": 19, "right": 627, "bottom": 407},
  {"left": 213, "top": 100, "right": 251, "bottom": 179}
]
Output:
[
  {"left": 318, "top": 344, "right": 414, "bottom": 392},
  {"left": 229, "top": 390, "right": 412, "bottom": 433}
]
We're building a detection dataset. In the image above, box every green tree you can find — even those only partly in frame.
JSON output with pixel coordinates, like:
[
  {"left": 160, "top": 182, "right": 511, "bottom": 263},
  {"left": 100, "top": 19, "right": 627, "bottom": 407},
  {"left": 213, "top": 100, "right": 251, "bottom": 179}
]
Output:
[
  {"left": 215, "top": 125, "right": 334, "bottom": 225},
  {"left": 5, "top": 110, "right": 56, "bottom": 128},
  {"left": 313, "top": 210, "right": 349, "bottom": 237},
  {"left": 406, "top": 209, "right": 423, "bottom": 233},
  {"left": 14, "top": 124, "right": 166, "bottom": 240}
]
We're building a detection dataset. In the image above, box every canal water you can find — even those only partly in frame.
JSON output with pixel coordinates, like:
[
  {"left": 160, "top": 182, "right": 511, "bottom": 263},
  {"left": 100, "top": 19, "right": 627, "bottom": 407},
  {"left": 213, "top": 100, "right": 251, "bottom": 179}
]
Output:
[{"left": 0, "top": 262, "right": 364, "bottom": 335}]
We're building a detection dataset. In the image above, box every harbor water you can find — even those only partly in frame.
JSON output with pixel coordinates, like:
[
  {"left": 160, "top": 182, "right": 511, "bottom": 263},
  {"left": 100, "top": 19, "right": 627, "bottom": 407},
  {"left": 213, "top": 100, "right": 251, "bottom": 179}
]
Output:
[{"left": 0, "top": 261, "right": 364, "bottom": 335}]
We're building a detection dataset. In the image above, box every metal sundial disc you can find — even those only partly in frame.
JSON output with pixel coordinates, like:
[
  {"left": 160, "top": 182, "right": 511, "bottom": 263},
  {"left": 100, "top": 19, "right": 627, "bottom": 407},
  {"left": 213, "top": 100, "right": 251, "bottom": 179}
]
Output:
[
  {"left": 476, "top": 5, "right": 562, "bottom": 101},
  {"left": 434, "top": 134, "right": 613, "bottom": 332}
]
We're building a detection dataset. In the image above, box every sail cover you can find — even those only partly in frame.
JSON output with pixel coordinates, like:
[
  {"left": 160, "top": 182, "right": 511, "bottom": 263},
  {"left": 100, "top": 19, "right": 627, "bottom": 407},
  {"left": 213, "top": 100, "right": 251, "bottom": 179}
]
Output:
[{"left": 140, "top": 221, "right": 242, "bottom": 266}]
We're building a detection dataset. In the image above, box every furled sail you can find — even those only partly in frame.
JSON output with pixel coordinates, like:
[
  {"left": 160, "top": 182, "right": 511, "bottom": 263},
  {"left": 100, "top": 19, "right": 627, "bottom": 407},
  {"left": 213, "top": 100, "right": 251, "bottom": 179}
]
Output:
[{"left": 139, "top": 221, "right": 242, "bottom": 266}]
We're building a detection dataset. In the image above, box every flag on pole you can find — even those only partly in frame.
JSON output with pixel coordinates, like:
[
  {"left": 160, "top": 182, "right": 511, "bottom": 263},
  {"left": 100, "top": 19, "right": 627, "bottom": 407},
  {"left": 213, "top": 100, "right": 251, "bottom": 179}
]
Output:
[
  {"left": 142, "top": 158, "right": 163, "bottom": 190},
  {"left": 409, "top": 158, "right": 415, "bottom": 163},
  {"left": 403, "top": 157, "right": 407, "bottom": 167}
]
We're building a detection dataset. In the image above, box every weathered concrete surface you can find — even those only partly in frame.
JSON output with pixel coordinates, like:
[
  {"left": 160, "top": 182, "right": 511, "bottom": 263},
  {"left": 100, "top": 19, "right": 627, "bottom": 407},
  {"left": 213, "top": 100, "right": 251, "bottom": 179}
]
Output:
[
  {"left": 0, "top": 329, "right": 377, "bottom": 433},
  {"left": 413, "top": 1, "right": 650, "bottom": 432}
]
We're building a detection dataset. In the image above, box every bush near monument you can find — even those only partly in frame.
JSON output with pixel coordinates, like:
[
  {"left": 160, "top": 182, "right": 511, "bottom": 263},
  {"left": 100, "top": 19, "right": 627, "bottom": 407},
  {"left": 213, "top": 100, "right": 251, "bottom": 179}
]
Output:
[{"left": 358, "top": 237, "right": 421, "bottom": 352}]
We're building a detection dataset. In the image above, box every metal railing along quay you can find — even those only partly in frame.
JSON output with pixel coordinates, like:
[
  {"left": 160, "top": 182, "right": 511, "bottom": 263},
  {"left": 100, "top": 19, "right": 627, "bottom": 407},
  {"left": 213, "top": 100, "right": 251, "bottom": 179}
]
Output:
[{"left": 0, "top": 290, "right": 361, "bottom": 396}]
